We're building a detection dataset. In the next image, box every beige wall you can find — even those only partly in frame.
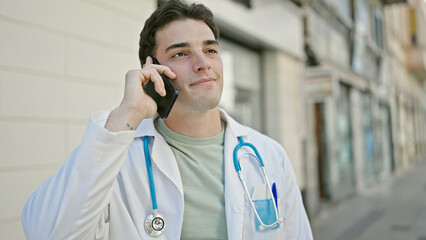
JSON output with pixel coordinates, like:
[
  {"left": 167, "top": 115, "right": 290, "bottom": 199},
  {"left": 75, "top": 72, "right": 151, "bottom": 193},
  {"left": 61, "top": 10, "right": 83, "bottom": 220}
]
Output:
[{"left": 0, "top": 0, "right": 155, "bottom": 238}]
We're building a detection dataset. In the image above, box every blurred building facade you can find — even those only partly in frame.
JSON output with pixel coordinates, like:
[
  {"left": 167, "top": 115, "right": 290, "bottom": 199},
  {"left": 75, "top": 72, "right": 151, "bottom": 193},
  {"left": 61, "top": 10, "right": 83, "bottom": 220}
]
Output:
[
  {"left": 0, "top": 0, "right": 425, "bottom": 238},
  {"left": 200, "top": 0, "right": 426, "bottom": 218},
  {"left": 302, "top": 0, "right": 426, "bottom": 216}
]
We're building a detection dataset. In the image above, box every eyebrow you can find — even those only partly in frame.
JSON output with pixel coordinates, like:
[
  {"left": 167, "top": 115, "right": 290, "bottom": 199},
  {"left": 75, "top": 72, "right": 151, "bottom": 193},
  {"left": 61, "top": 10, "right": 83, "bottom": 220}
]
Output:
[
  {"left": 204, "top": 39, "right": 219, "bottom": 46},
  {"left": 164, "top": 40, "right": 219, "bottom": 53}
]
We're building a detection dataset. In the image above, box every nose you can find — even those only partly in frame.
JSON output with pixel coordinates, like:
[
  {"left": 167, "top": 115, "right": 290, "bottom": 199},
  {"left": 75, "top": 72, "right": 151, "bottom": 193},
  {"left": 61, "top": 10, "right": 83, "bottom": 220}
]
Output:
[{"left": 192, "top": 52, "right": 211, "bottom": 72}]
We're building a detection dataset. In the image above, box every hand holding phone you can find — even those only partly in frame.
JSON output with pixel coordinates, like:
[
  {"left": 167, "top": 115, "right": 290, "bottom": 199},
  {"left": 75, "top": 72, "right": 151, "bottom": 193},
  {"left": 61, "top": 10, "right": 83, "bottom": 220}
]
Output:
[{"left": 143, "top": 58, "right": 179, "bottom": 119}]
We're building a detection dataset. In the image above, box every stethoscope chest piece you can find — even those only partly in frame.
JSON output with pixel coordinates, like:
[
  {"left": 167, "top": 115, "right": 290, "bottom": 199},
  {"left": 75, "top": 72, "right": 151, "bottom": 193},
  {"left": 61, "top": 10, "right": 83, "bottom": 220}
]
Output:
[{"left": 145, "top": 211, "right": 165, "bottom": 236}]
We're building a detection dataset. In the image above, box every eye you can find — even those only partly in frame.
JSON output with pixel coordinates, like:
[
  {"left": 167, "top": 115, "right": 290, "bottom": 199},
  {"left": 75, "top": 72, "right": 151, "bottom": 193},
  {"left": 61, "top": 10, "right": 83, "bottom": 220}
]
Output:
[
  {"left": 172, "top": 52, "right": 185, "bottom": 58},
  {"left": 206, "top": 49, "right": 218, "bottom": 54}
]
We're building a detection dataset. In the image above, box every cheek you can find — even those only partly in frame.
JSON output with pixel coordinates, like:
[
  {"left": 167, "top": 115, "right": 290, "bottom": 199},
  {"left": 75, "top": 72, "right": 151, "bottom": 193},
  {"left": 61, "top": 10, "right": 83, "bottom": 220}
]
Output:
[
  {"left": 172, "top": 75, "right": 186, "bottom": 94},
  {"left": 214, "top": 58, "right": 223, "bottom": 76},
  {"left": 169, "top": 69, "right": 186, "bottom": 89}
]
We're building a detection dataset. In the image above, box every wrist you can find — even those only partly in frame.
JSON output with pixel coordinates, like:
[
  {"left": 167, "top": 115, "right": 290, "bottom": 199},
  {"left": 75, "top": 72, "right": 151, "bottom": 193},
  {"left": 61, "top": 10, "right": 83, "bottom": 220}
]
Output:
[{"left": 105, "top": 105, "right": 146, "bottom": 132}]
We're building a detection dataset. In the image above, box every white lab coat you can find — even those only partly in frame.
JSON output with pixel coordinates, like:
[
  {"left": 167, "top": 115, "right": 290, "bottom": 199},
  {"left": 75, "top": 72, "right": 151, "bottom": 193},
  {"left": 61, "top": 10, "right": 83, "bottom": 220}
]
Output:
[{"left": 22, "top": 109, "right": 313, "bottom": 240}]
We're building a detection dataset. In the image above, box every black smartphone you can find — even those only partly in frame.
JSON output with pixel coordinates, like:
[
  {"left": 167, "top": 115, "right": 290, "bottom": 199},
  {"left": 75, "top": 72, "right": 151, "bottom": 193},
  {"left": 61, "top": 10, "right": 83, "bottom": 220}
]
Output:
[{"left": 143, "top": 58, "right": 179, "bottom": 119}]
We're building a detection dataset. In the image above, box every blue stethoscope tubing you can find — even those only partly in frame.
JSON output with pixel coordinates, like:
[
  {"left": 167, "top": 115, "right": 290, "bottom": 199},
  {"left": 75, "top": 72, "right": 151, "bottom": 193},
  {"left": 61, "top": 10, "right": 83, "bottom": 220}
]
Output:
[
  {"left": 143, "top": 135, "right": 283, "bottom": 236},
  {"left": 144, "top": 136, "right": 158, "bottom": 211},
  {"left": 233, "top": 136, "right": 283, "bottom": 231},
  {"left": 143, "top": 136, "right": 165, "bottom": 236}
]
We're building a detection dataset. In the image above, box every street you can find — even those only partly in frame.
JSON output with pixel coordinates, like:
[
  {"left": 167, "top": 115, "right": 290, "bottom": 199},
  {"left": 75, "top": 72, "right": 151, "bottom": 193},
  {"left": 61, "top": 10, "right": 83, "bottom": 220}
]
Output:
[{"left": 311, "top": 159, "right": 426, "bottom": 240}]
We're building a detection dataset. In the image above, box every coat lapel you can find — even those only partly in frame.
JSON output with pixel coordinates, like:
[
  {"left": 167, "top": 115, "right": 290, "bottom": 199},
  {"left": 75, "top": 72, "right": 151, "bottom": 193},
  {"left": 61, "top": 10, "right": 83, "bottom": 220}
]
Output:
[
  {"left": 151, "top": 131, "right": 184, "bottom": 196},
  {"left": 135, "top": 118, "right": 184, "bottom": 197},
  {"left": 221, "top": 110, "right": 249, "bottom": 240}
]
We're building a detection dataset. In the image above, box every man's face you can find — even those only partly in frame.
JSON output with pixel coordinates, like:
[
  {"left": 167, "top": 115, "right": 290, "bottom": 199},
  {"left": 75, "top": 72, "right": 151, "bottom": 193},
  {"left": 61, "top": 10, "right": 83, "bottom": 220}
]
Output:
[{"left": 154, "top": 19, "right": 223, "bottom": 114}]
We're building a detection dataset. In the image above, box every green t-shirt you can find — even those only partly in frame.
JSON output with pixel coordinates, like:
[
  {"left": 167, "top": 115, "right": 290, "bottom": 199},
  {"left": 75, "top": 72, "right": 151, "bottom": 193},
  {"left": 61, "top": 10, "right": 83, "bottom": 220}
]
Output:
[{"left": 155, "top": 118, "right": 228, "bottom": 239}]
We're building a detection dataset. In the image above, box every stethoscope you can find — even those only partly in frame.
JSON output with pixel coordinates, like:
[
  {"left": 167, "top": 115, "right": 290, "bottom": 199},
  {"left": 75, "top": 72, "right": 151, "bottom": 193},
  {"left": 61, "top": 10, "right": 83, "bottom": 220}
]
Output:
[
  {"left": 233, "top": 136, "right": 284, "bottom": 231},
  {"left": 143, "top": 136, "right": 165, "bottom": 236},
  {"left": 143, "top": 135, "right": 283, "bottom": 236}
]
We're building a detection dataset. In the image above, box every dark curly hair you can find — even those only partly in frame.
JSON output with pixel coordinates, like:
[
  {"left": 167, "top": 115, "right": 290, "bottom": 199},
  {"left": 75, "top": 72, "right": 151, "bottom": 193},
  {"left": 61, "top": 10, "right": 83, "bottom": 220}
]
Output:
[{"left": 138, "top": 0, "right": 219, "bottom": 67}]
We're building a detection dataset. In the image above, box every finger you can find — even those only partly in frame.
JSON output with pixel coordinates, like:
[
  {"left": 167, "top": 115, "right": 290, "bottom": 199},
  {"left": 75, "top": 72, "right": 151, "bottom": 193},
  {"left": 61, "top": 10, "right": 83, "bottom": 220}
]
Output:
[
  {"left": 162, "top": 68, "right": 176, "bottom": 80},
  {"left": 147, "top": 56, "right": 176, "bottom": 79},
  {"left": 154, "top": 75, "right": 167, "bottom": 97},
  {"left": 139, "top": 69, "right": 166, "bottom": 96},
  {"left": 147, "top": 70, "right": 166, "bottom": 97},
  {"left": 150, "top": 65, "right": 176, "bottom": 81},
  {"left": 146, "top": 56, "right": 153, "bottom": 65}
]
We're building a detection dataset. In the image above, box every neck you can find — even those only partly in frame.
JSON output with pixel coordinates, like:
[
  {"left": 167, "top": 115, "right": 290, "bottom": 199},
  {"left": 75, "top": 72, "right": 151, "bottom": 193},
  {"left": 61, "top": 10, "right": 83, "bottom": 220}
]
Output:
[{"left": 164, "top": 107, "right": 222, "bottom": 138}]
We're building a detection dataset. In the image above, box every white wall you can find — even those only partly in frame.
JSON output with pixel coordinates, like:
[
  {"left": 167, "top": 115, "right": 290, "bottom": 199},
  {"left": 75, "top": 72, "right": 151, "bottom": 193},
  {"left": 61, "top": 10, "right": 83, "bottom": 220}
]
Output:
[{"left": 0, "top": 0, "right": 155, "bottom": 238}]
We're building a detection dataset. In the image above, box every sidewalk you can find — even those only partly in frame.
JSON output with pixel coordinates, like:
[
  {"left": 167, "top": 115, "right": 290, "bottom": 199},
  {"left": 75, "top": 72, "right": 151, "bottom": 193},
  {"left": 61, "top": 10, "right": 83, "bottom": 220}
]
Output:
[{"left": 311, "top": 159, "right": 426, "bottom": 240}]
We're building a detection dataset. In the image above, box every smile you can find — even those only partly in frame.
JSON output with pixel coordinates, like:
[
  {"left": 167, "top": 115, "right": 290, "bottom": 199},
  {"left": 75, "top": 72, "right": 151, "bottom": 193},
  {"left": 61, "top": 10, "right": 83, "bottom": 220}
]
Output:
[{"left": 190, "top": 77, "right": 216, "bottom": 86}]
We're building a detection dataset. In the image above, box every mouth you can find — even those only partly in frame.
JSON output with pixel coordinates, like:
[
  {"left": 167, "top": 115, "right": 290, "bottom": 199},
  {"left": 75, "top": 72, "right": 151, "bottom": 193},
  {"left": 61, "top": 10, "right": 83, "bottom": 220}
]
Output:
[{"left": 189, "top": 77, "right": 216, "bottom": 86}]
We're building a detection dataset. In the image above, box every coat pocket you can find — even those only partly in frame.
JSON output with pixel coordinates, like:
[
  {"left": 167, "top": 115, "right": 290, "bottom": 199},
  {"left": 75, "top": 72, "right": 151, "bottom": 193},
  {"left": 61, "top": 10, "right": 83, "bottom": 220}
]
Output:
[{"left": 253, "top": 199, "right": 280, "bottom": 231}]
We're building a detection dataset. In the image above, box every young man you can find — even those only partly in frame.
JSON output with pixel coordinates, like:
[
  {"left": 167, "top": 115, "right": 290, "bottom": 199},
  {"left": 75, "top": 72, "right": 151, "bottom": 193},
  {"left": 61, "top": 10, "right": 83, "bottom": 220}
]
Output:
[{"left": 22, "top": 0, "right": 313, "bottom": 239}]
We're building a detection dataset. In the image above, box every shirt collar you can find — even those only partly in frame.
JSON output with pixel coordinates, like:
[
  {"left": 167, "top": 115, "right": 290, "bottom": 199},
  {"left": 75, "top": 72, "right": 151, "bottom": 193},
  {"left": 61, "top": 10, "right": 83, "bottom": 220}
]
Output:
[{"left": 135, "top": 108, "right": 250, "bottom": 139}]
